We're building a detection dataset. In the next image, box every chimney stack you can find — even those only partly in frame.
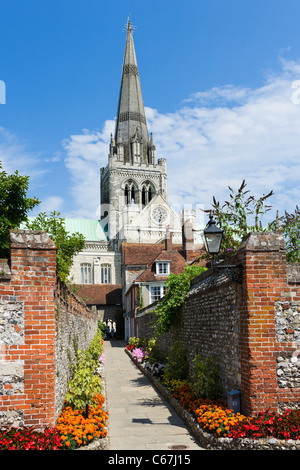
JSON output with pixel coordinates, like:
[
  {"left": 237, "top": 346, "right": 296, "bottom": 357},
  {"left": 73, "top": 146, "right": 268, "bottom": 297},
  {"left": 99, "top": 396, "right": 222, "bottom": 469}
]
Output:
[{"left": 165, "top": 225, "right": 172, "bottom": 251}]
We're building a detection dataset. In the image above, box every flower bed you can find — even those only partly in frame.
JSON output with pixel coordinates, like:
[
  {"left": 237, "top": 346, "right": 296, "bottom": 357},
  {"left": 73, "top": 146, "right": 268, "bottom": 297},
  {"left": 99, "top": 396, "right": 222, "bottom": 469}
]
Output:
[
  {"left": 171, "top": 382, "right": 249, "bottom": 438},
  {"left": 0, "top": 426, "right": 62, "bottom": 450},
  {"left": 56, "top": 393, "right": 108, "bottom": 450},
  {"left": 125, "top": 344, "right": 300, "bottom": 450}
]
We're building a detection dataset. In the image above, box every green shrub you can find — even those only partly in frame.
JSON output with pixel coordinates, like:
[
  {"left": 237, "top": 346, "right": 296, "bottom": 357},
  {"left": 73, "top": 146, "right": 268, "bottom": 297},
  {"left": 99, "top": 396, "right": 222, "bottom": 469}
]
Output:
[
  {"left": 65, "top": 329, "right": 103, "bottom": 410},
  {"left": 65, "top": 349, "right": 101, "bottom": 410},
  {"left": 190, "top": 354, "right": 220, "bottom": 400},
  {"left": 165, "top": 341, "right": 188, "bottom": 380},
  {"left": 98, "top": 321, "right": 106, "bottom": 338},
  {"left": 128, "top": 336, "right": 141, "bottom": 348},
  {"left": 145, "top": 338, "right": 166, "bottom": 365}
]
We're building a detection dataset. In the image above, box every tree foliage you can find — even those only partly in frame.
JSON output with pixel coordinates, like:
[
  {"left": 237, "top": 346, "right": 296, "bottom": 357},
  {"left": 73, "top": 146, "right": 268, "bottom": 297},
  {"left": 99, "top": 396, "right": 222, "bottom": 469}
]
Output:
[
  {"left": 154, "top": 265, "right": 207, "bottom": 336},
  {"left": 0, "top": 163, "right": 40, "bottom": 258},
  {"left": 26, "top": 211, "right": 85, "bottom": 282}
]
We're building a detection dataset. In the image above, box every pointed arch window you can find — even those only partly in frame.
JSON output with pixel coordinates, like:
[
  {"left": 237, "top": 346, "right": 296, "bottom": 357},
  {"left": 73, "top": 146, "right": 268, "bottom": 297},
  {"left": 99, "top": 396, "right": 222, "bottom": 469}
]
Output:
[
  {"left": 124, "top": 182, "right": 136, "bottom": 205},
  {"left": 125, "top": 185, "right": 129, "bottom": 205},
  {"left": 141, "top": 182, "right": 155, "bottom": 206},
  {"left": 142, "top": 186, "right": 146, "bottom": 206}
]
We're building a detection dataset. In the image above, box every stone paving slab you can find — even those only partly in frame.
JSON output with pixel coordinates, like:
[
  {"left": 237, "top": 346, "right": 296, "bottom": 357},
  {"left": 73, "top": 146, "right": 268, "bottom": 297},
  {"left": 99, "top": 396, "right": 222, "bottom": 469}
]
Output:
[{"left": 103, "top": 339, "right": 204, "bottom": 451}]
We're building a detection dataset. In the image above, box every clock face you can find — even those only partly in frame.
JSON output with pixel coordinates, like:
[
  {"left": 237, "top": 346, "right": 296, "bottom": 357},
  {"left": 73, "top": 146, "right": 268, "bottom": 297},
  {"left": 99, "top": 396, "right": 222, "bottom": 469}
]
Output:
[{"left": 152, "top": 206, "right": 168, "bottom": 225}]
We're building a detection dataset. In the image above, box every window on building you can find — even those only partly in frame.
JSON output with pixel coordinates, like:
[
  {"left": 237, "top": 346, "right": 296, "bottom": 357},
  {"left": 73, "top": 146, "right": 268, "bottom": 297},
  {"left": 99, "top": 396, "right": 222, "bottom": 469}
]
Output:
[
  {"left": 125, "top": 184, "right": 129, "bottom": 205},
  {"left": 141, "top": 182, "right": 155, "bottom": 206},
  {"left": 155, "top": 261, "right": 170, "bottom": 275},
  {"left": 124, "top": 183, "right": 136, "bottom": 205},
  {"left": 150, "top": 285, "right": 166, "bottom": 303},
  {"left": 101, "top": 264, "right": 111, "bottom": 284},
  {"left": 81, "top": 263, "right": 92, "bottom": 284},
  {"left": 142, "top": 186, "right": 146, "bottom": 206}
]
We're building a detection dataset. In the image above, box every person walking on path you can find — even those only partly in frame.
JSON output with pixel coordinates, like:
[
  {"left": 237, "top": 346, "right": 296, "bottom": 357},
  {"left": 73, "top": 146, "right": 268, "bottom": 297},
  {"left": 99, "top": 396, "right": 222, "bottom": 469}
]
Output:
[{"left": 103, "top": 339, "right": 204, "bottom": 451}]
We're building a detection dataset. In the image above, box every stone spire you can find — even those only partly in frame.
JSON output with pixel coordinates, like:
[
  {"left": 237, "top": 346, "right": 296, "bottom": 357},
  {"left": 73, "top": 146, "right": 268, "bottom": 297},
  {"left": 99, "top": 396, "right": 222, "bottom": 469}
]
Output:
[{"left": 114, "top": 17, "right": 150, "bottom": 164}]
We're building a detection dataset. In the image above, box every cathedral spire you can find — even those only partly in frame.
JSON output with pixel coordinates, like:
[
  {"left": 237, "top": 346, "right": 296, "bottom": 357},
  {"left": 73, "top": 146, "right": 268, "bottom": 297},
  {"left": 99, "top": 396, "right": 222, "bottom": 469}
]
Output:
[{"left": 114, "top": 17, "right": 149, "bottom": 164}]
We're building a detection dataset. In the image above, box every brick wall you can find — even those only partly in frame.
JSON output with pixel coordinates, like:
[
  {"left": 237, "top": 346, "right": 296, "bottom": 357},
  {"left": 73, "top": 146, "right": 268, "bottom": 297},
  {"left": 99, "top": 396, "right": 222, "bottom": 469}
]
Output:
[
  {"left": 236, "top": 232, "right": 300, "bottom": 415},
  {"left": 0, "top": 230, "right": 97, "bottom": 429},
  {"left": 136, "top": 232, "right": 300, "bottom": 416}
]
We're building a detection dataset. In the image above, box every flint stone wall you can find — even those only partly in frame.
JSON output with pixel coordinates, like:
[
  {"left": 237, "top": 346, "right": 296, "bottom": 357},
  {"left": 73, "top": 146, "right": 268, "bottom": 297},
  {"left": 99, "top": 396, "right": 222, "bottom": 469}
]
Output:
[{"left": 137, "top": 233, "right": 300, "bottom": 415}]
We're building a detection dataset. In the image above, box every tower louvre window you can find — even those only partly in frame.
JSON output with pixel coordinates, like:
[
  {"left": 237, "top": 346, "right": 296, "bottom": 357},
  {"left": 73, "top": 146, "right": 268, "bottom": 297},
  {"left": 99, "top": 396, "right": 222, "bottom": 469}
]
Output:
[
  {"left": 125, "top": 185, "right": 129, "bottom": 205},
  {"left": 141, "top": 182, "right": 155, "bottom": 206},
  {"left": 125, "top": 183, "right": 136, "bottom": 205}
]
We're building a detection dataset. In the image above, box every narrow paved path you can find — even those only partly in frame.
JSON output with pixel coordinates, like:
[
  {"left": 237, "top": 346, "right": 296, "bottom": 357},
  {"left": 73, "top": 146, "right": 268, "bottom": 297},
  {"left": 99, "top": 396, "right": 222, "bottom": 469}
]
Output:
[{"left": 103, "top": 339, "right": 204, "bottom": 450}]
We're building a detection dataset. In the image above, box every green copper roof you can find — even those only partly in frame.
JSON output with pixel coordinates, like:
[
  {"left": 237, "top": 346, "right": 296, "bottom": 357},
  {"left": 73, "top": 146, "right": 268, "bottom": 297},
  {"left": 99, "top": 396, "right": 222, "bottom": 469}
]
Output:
[
  {"left": 21, "top": 217, "right": 108, "bottom": 242},
  {"left": 64, "top": 219, "right": 108, "bottom": 241}
]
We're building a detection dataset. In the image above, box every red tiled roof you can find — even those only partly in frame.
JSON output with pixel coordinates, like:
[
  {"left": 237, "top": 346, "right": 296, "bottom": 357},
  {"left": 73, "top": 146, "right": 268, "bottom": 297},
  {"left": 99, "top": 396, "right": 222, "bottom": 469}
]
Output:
[
  {"left": 121, "top": 242, "right": 185, "bottom": 266},
  {"left": 134, "top": 249, "right": 186, "bottom": 283},
  {"left": 121, "top": 243, "right": 164, "bottom": 266},
  {"left": 76, "top": 284, "right": 122, "bottom": 305}
]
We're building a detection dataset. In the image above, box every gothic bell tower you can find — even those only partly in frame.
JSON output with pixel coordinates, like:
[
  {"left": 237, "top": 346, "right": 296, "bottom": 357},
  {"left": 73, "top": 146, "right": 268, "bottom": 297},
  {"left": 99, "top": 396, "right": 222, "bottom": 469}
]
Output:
[{"left": 100, "top": 18, "right": 181, "bottom": 246}]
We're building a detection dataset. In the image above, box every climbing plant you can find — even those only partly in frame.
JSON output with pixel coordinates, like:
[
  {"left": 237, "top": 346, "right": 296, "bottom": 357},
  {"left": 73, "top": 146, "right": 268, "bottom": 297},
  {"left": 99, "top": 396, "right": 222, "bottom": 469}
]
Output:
[{"left": 154, "top": 265, "right": 206, "bottom": 336}]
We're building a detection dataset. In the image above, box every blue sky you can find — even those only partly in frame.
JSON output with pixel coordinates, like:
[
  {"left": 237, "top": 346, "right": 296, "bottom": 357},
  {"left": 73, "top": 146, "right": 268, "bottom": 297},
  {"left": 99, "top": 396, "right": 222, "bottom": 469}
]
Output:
[{"left": 1, "top": 0, "right": 300, "bottom": 226}]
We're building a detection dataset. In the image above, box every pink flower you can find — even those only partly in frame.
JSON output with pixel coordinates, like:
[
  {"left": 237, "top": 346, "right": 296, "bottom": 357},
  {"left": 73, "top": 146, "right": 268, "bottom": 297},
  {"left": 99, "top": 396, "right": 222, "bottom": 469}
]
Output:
[
  {"left": 132, "top": 347, "right": 145, "bottom": 363},
  {"left": 100, "top": 351, "right": 106, "bottom": 365}
]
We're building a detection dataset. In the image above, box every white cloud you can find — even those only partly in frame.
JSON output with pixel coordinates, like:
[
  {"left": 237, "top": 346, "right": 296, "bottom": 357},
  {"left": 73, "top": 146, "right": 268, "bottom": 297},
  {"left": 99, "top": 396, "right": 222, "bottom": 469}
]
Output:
[
  {"left": 62, "top": 122, "right": 115, "bottom": 218},
  {"left": 0, "top": 128, "right": 68, "bottom": 216},
  {"left": 62, "top": 58, "right": 300, "bottom": 224},
  {"left": 0, "top": 127, "right": 44, "bottom": 178},
  {"left": 38, "top": 195, "right": 64, "bottom": 213},
  {"left": 145, "top": 59, "right": 300, "bottom": 223}
]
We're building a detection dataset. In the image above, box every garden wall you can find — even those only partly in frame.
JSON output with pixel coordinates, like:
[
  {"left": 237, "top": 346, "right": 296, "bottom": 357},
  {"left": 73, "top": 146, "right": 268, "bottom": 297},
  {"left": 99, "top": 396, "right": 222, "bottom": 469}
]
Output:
[
  {"left": 0, "top": 230, "right": 97, "bottom": 430},
  {"left": 136, "top": 232, "right": 300, "bottom": 416}
]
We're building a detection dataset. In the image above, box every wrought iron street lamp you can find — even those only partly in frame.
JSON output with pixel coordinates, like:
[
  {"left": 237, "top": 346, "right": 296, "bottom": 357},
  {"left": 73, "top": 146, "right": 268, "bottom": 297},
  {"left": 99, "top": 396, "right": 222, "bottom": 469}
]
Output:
[
  {"left": 203, "top": 212, "right": 224, "bottom": 255},
  {"left": 203, "top": 212, "right": 242, "bottom": 284}
]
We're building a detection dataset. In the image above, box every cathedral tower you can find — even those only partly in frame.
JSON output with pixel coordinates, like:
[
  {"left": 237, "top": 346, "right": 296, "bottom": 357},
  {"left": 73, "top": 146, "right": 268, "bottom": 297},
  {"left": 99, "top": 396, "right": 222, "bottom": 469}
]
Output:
[{"left": 100, "top": 18, "right": 181, "bottom": 246}]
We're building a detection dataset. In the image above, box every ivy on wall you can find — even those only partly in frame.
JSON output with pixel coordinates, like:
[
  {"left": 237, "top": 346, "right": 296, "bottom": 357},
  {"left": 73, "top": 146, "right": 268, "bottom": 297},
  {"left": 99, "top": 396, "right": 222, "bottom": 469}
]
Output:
[{"left": 153, "top": 264, "right": 207, "bottom": 336}]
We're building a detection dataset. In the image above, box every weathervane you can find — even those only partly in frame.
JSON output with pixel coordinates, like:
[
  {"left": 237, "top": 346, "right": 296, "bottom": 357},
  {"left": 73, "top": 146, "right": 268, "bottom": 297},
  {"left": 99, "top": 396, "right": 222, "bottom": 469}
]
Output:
[{"left": 123, "top": 14, "right": 136, "bottom": 33}]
